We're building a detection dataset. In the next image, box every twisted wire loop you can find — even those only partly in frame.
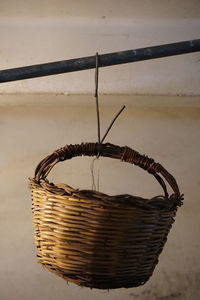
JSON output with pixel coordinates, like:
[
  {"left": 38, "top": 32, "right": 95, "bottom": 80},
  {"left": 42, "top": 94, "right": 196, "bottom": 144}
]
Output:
[
  {"left": 121, "top": 146, "right": 182, "bottom": 199},
  {"left": 35, "top": 143, "right": 97, "bottom": 179},
  {"left": 121, "top": 146, "right": 169, "bottom": 197},
  {"left": 121, "top": 146, "right": 162, "bottom": 173},
  {"left": 53, "top": 143, "right": 98, "bottom": 161},
  {"left": 30, "top": 142, "right": 183, "bottom": 206}
]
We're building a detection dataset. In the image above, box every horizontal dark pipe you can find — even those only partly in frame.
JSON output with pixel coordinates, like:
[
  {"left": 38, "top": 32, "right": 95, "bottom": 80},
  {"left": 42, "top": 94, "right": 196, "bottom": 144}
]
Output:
[{"left": 0, "top": 39, "right": 200, "bottom": 83}]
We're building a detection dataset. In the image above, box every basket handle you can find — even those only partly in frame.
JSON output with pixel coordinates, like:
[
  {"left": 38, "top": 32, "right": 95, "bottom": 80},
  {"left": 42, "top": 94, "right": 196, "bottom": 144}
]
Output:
[{"left": 34, "top": 143, "right": 180, "bottom": 197}]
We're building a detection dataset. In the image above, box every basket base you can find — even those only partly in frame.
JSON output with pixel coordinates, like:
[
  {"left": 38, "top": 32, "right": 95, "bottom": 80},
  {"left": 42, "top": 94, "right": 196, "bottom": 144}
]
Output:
[{"left": 41, "top": 263, "right": 151, "bottom": 290}]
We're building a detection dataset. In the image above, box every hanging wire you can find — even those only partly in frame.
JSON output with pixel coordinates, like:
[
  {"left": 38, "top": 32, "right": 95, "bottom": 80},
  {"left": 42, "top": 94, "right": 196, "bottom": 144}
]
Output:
[
  {"left": 100, "top": 105, "right": 126, "bottom": 144},
  {"left": 95, "top": 53, "right": 101, "bottom": 150},
  {"left": 91, "top": 53, "right": 101, "bottom": 190},
  {"left": 90, "top": 156, "right": 99, "bottom": 191},
  {"left": 91, "top": 52, "right": 126, "bottom": 190}
]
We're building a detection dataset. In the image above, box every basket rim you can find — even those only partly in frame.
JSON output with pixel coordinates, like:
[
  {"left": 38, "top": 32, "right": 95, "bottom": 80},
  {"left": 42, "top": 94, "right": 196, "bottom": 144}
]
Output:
[{"left": 29, "top": 178, "right": 182, "bottom": 210}]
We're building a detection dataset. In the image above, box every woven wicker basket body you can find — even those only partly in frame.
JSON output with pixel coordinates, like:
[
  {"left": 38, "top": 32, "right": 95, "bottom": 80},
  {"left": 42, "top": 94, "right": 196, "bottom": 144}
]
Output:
[{"left": 29, "top": 143, "right": 183, "bottom": 289}]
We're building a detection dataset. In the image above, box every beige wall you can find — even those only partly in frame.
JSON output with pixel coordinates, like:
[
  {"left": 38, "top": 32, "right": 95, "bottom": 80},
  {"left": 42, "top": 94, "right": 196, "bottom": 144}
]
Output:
[
  {"left": 1, "top": 1, "right": 200, "bottom": 299},
  {"left": 0, "top": 94, "right": 200, "bottom": 300}
]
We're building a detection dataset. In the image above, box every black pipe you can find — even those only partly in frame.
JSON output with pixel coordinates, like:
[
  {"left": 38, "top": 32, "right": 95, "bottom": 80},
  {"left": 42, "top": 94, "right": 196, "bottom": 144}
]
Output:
[{"left": 0, "top": 39, "right": 200, "bottom": 83}]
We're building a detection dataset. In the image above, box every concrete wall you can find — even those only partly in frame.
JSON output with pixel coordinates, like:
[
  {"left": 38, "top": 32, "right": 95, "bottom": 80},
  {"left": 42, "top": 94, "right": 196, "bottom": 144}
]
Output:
[
  {"left": 0, "top": 0, "right": 200, "bottom": 94},
  {"left": 0, "top": 1, "right": 200, "bottom": 300},
  {"left": 1, "top": 95, "right": 200, "bottom": 300}
]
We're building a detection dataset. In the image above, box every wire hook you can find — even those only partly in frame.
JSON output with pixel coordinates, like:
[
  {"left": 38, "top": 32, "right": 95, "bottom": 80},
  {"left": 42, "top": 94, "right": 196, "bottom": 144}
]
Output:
[{"left": 95, "top": 53, "right": 101, "bottom": 156}]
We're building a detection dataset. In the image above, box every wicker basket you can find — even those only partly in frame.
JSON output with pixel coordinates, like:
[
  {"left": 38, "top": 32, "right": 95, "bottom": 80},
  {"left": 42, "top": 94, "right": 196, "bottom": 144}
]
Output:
[{"left": 29, "top": 142, "right": 183, "bottom": 289}]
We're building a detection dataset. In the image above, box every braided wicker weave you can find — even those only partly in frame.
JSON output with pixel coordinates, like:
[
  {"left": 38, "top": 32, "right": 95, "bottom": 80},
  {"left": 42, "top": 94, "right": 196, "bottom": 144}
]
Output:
[{"left": 29, "top": 143, "right": 183, "bottom": 289}]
